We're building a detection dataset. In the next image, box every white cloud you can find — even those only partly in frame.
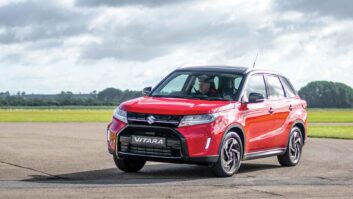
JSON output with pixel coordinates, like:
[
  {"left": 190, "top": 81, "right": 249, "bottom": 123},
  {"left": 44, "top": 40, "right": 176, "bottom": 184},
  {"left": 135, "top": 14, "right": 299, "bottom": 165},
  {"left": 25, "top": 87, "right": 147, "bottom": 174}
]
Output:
[{"left": 0, "top": 0, "right": 352, "bottom": 94}]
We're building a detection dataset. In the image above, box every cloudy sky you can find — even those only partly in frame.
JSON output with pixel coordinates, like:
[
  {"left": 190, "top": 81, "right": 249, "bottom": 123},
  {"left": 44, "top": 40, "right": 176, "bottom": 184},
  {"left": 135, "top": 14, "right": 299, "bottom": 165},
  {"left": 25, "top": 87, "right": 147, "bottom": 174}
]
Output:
[{"left": 1, "top": 0, "right": 352, "bottom": 94}]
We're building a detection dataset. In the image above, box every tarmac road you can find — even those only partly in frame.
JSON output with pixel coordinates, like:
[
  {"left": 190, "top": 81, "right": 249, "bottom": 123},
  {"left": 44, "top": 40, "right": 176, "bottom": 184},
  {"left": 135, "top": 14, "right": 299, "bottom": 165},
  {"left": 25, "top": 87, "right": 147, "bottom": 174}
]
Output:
[{"left": 0, "top": 123, "right": 352, "bottom": 198}]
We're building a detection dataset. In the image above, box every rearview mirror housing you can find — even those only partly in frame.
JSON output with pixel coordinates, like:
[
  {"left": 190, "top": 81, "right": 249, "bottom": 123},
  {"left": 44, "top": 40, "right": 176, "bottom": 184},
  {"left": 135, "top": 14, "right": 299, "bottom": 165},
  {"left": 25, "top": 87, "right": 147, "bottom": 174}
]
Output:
[
  {"left": 248, "top": 92, "right": 265, "bottom": 103},
  {"left": 142, "top": 87, "right": 152, "bottom": 96}
]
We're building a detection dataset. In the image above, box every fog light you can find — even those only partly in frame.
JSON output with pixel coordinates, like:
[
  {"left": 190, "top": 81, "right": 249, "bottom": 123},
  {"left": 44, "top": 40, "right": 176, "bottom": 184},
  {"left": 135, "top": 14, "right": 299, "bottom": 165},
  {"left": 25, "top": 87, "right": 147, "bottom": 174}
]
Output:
[{"left": 107, "top": 129, "right": 116, "bottom": 150}]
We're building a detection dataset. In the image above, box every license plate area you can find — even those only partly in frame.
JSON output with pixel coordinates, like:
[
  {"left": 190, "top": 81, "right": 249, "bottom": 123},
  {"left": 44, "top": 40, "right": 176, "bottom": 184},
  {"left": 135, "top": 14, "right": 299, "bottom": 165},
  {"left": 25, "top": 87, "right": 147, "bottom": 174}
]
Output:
[{"left": 131, "top": 135, "right": 166, "bottom": 147}]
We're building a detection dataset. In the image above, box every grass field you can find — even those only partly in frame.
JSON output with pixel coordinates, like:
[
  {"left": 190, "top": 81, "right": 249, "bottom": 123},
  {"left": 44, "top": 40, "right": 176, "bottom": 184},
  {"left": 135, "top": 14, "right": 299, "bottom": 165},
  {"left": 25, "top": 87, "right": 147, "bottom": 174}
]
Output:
[
  {"left": 1, "top": 108, "right": 351, "bottom": 123},
  {"left": 308, "top": 126, "right": 353, "bottom": 139},
  {"left": 0, "top": 106, "right": 115, "bottom": 110},
  {"left": 0, "top": 109, "right": 112, "bottom": 122},
  {"left": 0, "top": 108, "right": 352, "bottom": 139},
  {"left": 308, "top": 109, "right": 353, "bottom": 123}
]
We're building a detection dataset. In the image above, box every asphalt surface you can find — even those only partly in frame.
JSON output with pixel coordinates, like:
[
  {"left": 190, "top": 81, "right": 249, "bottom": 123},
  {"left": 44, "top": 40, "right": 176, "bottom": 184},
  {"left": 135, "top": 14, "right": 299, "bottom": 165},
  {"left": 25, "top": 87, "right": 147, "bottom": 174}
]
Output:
[{"left": 0, "top": 123, "right": 352, "bottom": 198}]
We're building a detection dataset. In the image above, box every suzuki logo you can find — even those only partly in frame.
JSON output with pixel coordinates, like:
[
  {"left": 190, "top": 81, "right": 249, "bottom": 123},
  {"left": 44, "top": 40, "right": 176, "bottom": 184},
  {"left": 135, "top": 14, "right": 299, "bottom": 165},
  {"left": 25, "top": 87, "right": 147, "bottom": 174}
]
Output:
[{"left": 147, "top": 115, "right": 156, "bottom": 124}]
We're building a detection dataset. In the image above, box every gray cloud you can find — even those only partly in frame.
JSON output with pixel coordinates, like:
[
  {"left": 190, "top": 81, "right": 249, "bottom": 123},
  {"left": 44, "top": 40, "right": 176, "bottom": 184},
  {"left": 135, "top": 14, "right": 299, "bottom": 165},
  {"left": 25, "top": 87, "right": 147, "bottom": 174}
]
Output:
[
  {"left": 0, "top": 24, "right": 86, "bottom": 44},
  {"left": 80, "top": 7, "right": 252, "bottom": 61},
  {"left": 1, "top": 0, "right": 353, "bottom": 93},
  {"left": 81, "top": 39, "right": 171, "bottom": 61},
  {"left": 0, "top": 1, "right": 74, "bottom": 27},
  {"left": 0, "top": 1, "right": 90, "bottom": 44},
  {"left": 75, "top": 0, "right": 193, "bottom": 8},
  {"left": 275, "top": 0, "right": 353, "bottom": 19}
]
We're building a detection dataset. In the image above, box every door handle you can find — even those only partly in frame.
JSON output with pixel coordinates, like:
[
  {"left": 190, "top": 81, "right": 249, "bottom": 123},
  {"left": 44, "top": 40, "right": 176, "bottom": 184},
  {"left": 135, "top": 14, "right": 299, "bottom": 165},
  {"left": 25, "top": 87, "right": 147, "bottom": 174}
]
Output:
[
  {"left": 269, "top": 107, "right": 274, "bottom": 114},
  {"left": 289, "top": 105, "right": 293, "bottom": 111}
]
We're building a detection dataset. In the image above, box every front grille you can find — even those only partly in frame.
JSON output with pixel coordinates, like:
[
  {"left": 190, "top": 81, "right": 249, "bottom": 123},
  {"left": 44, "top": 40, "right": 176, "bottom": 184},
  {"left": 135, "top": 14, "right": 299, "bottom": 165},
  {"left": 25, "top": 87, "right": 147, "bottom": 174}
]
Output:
[
  {"left": 130, "top": 145, "right": 172, "bottom": 156},
  {"left": 118, "top": 126, "right": 182, "bottom": 158},
  {"left": 127, "top": 112, "right": 183, "bottom": 127}
]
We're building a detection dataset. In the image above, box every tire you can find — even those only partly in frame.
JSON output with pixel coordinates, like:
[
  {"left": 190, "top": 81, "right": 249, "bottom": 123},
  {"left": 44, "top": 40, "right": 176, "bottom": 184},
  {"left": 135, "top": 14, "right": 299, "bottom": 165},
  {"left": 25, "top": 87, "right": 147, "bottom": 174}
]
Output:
[
  {"left": 211, "top": 132, "right": 243, "bottom": 177},
  {"left": 277, "top": 127, "right": 303, "bottom": 167},
  {"left": 113, "top": 154, "right": 146, "bottom": 172}
]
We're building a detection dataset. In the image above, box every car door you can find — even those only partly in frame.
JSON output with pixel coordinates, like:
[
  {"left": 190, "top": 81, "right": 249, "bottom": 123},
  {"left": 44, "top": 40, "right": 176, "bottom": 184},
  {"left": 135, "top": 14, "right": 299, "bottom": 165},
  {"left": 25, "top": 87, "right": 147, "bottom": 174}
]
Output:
[
  {"left": 242, "top": 74, "right": 274, "bottom": 153},
  {"left": 264, "top": 74, "right": 291, "bottom": 149}
]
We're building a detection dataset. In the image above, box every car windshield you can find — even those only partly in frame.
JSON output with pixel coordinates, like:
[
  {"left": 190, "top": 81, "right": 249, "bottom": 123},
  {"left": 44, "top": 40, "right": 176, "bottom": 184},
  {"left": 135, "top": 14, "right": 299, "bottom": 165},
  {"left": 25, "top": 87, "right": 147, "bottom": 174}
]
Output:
[{"left": 150, "top": 72, "right": 243, "bottom": 101}]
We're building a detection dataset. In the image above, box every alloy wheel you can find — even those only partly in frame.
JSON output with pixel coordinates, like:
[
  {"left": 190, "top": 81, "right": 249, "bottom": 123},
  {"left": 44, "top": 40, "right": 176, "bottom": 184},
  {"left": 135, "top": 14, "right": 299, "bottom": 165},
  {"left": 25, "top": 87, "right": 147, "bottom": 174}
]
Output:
[
  {"left": 289, "top": 130, "right": 302, "bottom": 164},
  {"left": 221, "top": 137, "right": 241, "bottom": 174}
]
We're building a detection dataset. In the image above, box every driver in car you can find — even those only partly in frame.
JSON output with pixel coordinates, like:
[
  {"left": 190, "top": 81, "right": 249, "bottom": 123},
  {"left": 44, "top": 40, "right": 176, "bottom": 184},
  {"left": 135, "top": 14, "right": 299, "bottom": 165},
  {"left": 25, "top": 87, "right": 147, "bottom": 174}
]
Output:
[{"left": 197, "top": 75, "right": 220, "bottom": 97}]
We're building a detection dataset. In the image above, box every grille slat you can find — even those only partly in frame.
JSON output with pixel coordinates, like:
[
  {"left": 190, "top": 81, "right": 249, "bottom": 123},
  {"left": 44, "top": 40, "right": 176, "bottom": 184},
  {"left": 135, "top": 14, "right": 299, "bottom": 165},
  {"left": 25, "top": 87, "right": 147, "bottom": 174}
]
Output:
[
  {"left": 127, "top": 112, "right": 183, "bottom": 127},
  {"left": 130, "top": 145, "right": 172, "bottom": 156}
]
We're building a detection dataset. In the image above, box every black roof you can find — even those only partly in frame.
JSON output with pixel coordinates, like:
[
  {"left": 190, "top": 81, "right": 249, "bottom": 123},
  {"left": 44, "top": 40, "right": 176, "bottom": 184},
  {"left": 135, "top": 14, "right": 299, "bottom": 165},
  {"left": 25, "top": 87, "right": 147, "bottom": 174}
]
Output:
[{"left": 175, "top": 65, "right": 280, "bottom": 75}]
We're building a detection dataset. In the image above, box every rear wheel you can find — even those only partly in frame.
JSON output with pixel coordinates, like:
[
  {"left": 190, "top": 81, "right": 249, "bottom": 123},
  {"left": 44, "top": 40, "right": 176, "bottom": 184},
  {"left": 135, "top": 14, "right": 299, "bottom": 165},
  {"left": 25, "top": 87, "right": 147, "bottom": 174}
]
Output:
[
  {"left": 277, "top": 127, "right": 303, "bottom": 166},
  {"left": 113, "top": 154, "right": 146, "bottom": 172},
  {"left": 211, "top": 132, "right": 242, "bottom": 177}
]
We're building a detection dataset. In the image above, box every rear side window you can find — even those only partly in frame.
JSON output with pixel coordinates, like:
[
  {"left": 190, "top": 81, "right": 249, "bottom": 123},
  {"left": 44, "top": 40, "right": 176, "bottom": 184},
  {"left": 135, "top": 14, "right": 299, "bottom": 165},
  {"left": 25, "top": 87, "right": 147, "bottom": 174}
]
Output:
[
  {"left": 266, "top": 75, "right": 285, "bottom": 99},
  {"left": 280, "top": 77, "right": 297, "bottom": 98},
  {"left": 245, "top": 75, "right": 267, "bottom": 100}
]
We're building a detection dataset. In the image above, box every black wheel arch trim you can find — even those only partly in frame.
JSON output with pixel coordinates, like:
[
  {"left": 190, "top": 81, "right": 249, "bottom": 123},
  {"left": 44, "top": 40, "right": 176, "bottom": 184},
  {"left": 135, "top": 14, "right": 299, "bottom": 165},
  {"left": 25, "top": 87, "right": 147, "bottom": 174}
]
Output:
[
  {"left": 243, "top": 148, "right": 286, "bottom": 160},
  {"left": 290, "top": 119, "right": 306, "bottom": 145}
]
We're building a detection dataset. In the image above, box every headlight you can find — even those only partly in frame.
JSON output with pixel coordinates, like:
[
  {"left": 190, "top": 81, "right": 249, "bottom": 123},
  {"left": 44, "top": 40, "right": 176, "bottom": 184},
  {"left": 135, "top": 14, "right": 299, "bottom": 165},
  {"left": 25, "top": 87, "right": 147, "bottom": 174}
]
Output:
[
  {"left": 113, "top": 106, "right": 127, "bottom": 123},
  {"left": 179, "top": 113, "right": 218, "bottom": 127}
]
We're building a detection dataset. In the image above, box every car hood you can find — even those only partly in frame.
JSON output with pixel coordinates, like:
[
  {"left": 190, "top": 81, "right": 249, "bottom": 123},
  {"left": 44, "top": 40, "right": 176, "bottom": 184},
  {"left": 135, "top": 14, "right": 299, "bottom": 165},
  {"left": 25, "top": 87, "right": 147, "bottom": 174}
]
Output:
[{"left": 120, "top": 96, "right": 236, "bottom": 115}]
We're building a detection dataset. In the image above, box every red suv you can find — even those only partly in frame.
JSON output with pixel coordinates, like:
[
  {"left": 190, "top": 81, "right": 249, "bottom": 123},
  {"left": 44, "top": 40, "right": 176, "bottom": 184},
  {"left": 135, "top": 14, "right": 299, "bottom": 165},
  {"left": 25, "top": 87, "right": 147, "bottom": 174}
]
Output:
[{"left": 107, "top": 66, "right": 307, "bottom": 177}]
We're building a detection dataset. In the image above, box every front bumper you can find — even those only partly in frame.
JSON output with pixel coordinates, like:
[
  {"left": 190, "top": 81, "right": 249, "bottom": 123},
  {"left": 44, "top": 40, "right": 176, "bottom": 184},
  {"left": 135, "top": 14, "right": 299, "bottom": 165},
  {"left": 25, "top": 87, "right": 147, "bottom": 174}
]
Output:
[
  {"left": 117, "top": 151, "right": 219, "bottom": 164},
  {"left": 110, "top": 124, "right": 219, "bottom": 164}
]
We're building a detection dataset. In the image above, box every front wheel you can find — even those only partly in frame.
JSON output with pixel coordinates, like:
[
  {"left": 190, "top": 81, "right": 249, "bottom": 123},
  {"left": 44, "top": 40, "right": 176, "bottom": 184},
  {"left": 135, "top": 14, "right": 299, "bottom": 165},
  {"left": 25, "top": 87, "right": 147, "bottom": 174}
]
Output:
[
  {"left": 211, "top": 132, "right": 243, "bottom": 177},
  {"left": 277, "top": 127, "right": 303, "bottom": 166},
  {"left": 113, "top": 154, "right": 146, "bottom": 172}
]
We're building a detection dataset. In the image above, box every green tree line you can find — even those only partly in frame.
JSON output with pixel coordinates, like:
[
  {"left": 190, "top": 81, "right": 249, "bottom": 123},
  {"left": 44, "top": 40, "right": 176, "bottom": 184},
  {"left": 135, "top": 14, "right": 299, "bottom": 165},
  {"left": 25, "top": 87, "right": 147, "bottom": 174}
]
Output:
[
  {"left": 1, "top": 81, "right": 352, "bottom": 108},
  {"left": 0, "top": 88, "right": 142, "bottom": 106},
  {"left": 298, "top": 81, "right": 353, "bottom": 108}
]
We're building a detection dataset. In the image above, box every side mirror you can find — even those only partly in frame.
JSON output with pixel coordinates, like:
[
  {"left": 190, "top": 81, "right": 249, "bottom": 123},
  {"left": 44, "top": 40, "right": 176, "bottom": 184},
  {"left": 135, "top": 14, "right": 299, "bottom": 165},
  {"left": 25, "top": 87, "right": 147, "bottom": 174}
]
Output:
[
  {"left": 142, "top": 87, "right": 152, "bottom": 96},
  {"left": 248, "top": 92, "right": 265, "bottom": 103}
]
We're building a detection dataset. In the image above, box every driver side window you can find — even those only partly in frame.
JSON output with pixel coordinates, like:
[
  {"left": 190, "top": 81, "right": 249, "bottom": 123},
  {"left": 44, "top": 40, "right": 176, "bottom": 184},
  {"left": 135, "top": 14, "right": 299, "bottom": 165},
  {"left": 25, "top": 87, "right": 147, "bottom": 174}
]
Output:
[{"left": 245, "top": 74, "right": 267, "bottom": 101}]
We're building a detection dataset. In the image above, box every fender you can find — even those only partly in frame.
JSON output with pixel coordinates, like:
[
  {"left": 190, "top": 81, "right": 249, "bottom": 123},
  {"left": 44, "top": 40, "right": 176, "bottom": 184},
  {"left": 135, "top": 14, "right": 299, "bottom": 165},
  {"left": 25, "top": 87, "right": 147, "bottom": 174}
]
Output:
[{"left": 218, "top": 123, "right": 246, "bottom": 159}]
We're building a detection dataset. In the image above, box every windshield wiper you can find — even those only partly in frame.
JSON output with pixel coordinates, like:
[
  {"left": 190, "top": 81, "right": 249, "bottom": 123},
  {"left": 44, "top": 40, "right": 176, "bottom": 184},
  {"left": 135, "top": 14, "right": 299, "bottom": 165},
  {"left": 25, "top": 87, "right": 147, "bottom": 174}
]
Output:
[
  {"left": 151, "top": 95, "right": 186, "bottom": 99},
  {"left": 202, "top": 97, "right": 230, "bottom": 101},
  {"left": 186, "top": 95, "right": 230, "bottom": 101},
  {"left": 151, "top": 95, "right": 229, "bottom": 101}
]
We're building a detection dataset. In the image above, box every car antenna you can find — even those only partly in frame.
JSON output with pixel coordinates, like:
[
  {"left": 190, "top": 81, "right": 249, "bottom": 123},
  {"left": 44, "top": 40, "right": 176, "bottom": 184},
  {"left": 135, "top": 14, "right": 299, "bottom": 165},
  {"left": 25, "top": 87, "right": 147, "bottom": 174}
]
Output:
[{"left": 252, "top": 52, "right": 258, "bottom": 68}]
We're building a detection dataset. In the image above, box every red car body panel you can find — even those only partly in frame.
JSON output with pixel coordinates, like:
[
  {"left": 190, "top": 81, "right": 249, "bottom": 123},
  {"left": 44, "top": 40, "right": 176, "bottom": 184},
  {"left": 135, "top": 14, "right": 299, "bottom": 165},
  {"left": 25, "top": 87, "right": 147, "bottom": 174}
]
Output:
[
  {"left": 120, "top": 96, "right": 235, "bottom": 115},
  {"left": 107, "top": 96, "right": 307, "bottom": 158}
]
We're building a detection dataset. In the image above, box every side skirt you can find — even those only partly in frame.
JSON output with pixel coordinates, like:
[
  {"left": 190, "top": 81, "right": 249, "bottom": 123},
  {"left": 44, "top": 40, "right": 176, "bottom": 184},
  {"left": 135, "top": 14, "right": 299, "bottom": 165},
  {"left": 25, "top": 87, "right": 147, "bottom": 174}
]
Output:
[{"left": 243, "top": 148, "right": 286, "bottom": 160}]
